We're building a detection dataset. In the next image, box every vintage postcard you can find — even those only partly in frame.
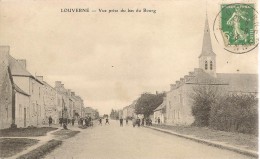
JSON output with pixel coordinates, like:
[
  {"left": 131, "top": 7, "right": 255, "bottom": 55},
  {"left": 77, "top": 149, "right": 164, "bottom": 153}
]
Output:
[{"left": 0, "top": 0, "right": 258, "bottom": 159}]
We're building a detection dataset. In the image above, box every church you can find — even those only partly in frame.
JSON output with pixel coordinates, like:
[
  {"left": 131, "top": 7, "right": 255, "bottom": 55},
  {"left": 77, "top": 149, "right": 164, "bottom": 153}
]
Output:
[{"left": 164, "top": 16, "right": 258, "bottom": 125}]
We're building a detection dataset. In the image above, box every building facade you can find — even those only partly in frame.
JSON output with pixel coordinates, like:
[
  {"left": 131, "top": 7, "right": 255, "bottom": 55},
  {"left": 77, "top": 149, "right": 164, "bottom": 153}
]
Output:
[{"left": 165, "top": 16, "right": 258, "bottom": 126}]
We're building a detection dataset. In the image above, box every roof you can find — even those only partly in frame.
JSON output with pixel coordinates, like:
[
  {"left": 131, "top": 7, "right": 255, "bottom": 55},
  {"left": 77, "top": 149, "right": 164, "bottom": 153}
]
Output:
[
  {"left": 14, "top": 84, "right": 30, "bottom": 96},
  {"left": 154, "top": 100, "right": 166, "bottom": 112},
  {"left": 199, "top": 15, "right": 215, "bottom": 58},
  {"left": 217, "top": 73, "right": 258, "bottom": 93},
  {"left": 186, "top": 68, "right": 227, "bottom": 85},
  {"left": 8, "top": 55, "right": 43, "bottom": 85}
]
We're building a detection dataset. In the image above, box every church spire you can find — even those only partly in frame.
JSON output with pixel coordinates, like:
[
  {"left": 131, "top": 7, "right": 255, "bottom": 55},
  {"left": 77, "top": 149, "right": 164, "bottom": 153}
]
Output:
[
  {"left": 199, "top": 13, "right": 216, "bottom": 77},
  {"left": 199, "top": 14, "right": 215, "bottom": 58}
]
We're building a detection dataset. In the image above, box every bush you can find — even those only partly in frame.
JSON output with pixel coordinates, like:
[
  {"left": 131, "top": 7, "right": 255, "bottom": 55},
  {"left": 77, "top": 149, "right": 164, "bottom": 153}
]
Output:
[
  {"left": 210, "top": 94, "right": 258, "bottom": 135},
  {"left": 190, "top": 85, "right": 220, "bottom": 127}
]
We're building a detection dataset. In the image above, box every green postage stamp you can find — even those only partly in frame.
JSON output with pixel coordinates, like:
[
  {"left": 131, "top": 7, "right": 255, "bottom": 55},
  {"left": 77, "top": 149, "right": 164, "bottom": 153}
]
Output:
[{"left": 221, "top": 4, "right": 255, "bottom": 46}]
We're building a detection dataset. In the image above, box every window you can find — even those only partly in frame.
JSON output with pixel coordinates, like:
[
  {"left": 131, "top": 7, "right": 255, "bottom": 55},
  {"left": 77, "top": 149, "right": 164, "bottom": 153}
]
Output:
[
  {"left": 210, "top": 61, "right": 213, "bottom": 70},
  {"left": 6, "top": 107, "right": 8, "bottom": 119},
  {"left": 178, "top": 110, "right": 180, "bottom": 119},
  {"left": 19, "top": 104, "right": 22, "bottom": 118},
  {"left": 173, "top": 110, "right": 175, "bottom": 119},
  {"left": 205, "top": 61, "right": 208, "bottom": 70}
]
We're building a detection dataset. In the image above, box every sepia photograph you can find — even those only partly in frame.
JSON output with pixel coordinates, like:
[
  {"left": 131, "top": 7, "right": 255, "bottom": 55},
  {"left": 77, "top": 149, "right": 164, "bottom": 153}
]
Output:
[{"left": 0, "top": 0, "right": 258, "bottom": 159}]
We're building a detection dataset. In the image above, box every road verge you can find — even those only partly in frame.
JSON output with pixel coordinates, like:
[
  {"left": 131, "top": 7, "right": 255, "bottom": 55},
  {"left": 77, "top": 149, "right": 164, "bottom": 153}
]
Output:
[{"left": 145, "top": 126, "right": 258, "bottom": 158}]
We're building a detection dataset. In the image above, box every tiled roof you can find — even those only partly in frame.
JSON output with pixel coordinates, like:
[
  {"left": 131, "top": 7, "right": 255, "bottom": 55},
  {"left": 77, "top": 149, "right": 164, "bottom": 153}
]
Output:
[
  {"left": 14, "top": 84, "right": 30, "bottom": 96},
  {"left": 217, "top": 73, "right": 258, "bottom": 93},
  {"left": 8, "top": 55, "right": 43, "bottom": 85},
  {"left": 8, "top": 55, "right": 32, "bottom": 77},
  {"left": 186, "top": 68, "right": 227, "bottom": 85},
  {"left": 154, "top": 100, "right": 166, "bottom": 112}
]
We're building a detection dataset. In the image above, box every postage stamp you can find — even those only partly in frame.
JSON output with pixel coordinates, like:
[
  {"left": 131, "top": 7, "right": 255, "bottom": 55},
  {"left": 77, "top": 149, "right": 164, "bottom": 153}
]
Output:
[
  {"left": 213, "top": 3, "right": 258, "bottom": 54},
  {"left": 221, "top": 4, "right": 255, "bottom": 46}
]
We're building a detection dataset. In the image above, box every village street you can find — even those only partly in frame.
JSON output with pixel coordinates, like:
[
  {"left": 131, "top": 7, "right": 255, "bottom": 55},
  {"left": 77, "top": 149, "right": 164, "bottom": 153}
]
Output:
[{"left": 45, "top": 120, "right": 253, "bottom": 159}]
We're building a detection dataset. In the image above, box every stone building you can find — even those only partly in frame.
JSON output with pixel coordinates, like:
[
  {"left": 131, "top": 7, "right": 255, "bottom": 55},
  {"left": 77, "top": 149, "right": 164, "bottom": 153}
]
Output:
[
  {"left": 54, "top": 81, "right": 72, "bottom": 119},
  {"left": 153, "top": 97, "right": 166, "bottom": 124},
  {"left": 165, "top": 16, "right": 258, "bottom": 125},
  {"left": 122, "top": 100, "right": 136, "bottom": 119},
  {"left": 0, "top": 46, "right": 45, "bottom": 128},
  {"left": 40, "top": 77, "right": 60, "bottom": 124},
  {"left": 0, "top": 46, "right": 13, "bottom": 129}
]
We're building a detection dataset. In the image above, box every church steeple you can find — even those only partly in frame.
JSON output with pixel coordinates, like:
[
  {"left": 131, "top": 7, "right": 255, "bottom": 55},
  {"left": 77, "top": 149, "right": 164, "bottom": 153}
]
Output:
[{"left": 199, "top": 14, "right": 216, "bottom": 77}]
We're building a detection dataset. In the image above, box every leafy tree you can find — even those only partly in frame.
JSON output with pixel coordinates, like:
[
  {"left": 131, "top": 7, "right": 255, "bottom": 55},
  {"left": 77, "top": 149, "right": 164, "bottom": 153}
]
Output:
[
  {"left": 135, "top": 92, "right": 165, "bottom": 118},
  {"left": 190, "top": 85, "right": 220, "bottom": 127},
  {"left": 110, "top": 109, "right": 119, "bottom": 119},
  {"left": 210, "top": 94, "right": 258, "bottom": 135}
]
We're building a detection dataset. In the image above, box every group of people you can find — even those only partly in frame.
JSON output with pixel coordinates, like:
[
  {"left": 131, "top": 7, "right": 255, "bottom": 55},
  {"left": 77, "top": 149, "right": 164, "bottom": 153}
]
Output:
[
  {"left": 119, "top": 118, "right": 128, "bottom": 127},
  {"left": 118, "top": 117, "right": 153, "bottom": 127},
  {"left": 78, "top": 116, "right": 93, "bottom": 127},
  {"left": 98, "top": 117, "right": 110, "bottom": 125}
]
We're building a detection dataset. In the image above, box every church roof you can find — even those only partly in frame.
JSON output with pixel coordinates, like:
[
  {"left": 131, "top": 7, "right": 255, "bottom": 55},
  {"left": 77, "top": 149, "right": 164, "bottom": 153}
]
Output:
[
  {"left": 185, "top": 68, "right": 227, "bottom": 85},
  {"left": 199, "top": 15, "right": 215, "bottom": 58},
  {"left": 217, "top": 73, "right": 258, "bottom": 93}
]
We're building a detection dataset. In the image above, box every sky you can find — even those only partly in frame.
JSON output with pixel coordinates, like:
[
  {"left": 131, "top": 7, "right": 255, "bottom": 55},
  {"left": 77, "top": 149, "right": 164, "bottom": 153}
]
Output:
[{"left": 0, "top": 0, "right": 258, "bottom": 115}]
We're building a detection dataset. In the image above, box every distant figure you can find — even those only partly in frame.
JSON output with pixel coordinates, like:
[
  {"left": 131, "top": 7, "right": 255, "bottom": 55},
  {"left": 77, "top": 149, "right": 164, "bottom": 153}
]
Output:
[
  {"left": 59, "top": 117, "right": 63, "bottom": 127},
  {"left": 72, "top": 117, "right": 75, "bottom": 126},
  {"left": 137, "top": 118, "right": 140, "bottom": 127},
  {"left": 120, "top": 118, "right": 123, "bottom": 127},
  {"left": 99, "top": 118, "right": 102, "bottom": 126},
  {"left": 48, "top": 116, "right": 53, "bottom": 127},
  {"left": 132, "top": 118, "right": 136, "bottom": 127},
  {"left": 63, "top": 108, "right": 69, "bottom": 130},
  {"left": 141, "top": 118, "right": 144, "bottom": 126},
  {"left": 105, "top": 118, "right": 110, "bottom": 125},
  {"left": 126, "top": 119, "right": 128, "bottom": 125},
  {"left": 158, "top": 117, "right": 161, "bottom": 124}
]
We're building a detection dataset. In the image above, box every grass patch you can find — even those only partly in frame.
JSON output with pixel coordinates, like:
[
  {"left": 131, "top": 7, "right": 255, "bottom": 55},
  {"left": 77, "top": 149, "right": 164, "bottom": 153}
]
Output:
[
  {"left": 17, "top": 139, "right": 62, "bottom": 159},
  {"left": 0, "top": 138, "right": 38, "bottom": 158},
  {"left": 151, "top": 124, "right": 258, "bottom": 151},
  {"left": 0, "top": 127, "right": 58, "bottom": 137},
  {"left": 52, "top": 129, "right": 80, "bottom": 139}
]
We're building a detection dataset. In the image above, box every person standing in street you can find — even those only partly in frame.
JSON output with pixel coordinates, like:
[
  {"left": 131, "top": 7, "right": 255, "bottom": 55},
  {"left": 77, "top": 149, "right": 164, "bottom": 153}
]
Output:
[
  {"left": 158, "top": 117, "right": 161, "bottom": 124},
  {"left": 99, "top": 118, "right": 102, "bottom": 126},
  {"left": 72, "top": 117, "right": 75, "bottom": 126},
  {"left": 105, "top": 118, "right": 110, "bottom": 125},
  {"left": 126, "top": 118, "right": 128, "bottom": 125},
  {"left": 120, "top": 118, "right": 123, "bottom": 127},
  {"left": 48, "top": 116, "right": 53, "bottom": 127},
  {"left": 63, "top": 108, "right": 69, "bottom": 130}
]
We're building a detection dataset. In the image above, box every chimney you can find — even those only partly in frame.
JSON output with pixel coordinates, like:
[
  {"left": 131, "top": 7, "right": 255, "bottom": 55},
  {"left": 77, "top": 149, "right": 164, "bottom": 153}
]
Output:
[
  {"left": 16, "top": 59, "right": 27, "bottom": 69},
  {"left": 0, "top": 46, "right": 10, "bottom": 68},
  {"left": 156, "top": 91, "right": 158, "bottom": 95},
  {"left": 36, "top": 76, "right": 43, "bottom": 82},
  {"left": 67, "top": 89, "right": 71, "bottom": 96},
  {"left": 55, "top": 81, "right": 62, "bottom": 87},
  {"left": 170, "top": 84, "right": 176, "bottom": 90},
  {"left": 71, "top": 92, "right": 75, "bottom": 96}
]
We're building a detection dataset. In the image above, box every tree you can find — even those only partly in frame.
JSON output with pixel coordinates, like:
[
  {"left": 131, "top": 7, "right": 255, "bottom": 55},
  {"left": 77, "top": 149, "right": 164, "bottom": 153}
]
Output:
[
  {"left": 135, "top": 92, "right": 165, "bottom": 118},
  {"left": 190, "top": 85, "right": 220, "bottom": 127},
  {"left": 110, "top": 109, "right": 119, "bottom": 119}
]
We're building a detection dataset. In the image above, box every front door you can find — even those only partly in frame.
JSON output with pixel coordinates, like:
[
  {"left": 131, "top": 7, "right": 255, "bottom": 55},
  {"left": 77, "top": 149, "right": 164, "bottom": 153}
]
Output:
[{"left": 24, "top": 108, "right": 26, "bottom": 127}]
